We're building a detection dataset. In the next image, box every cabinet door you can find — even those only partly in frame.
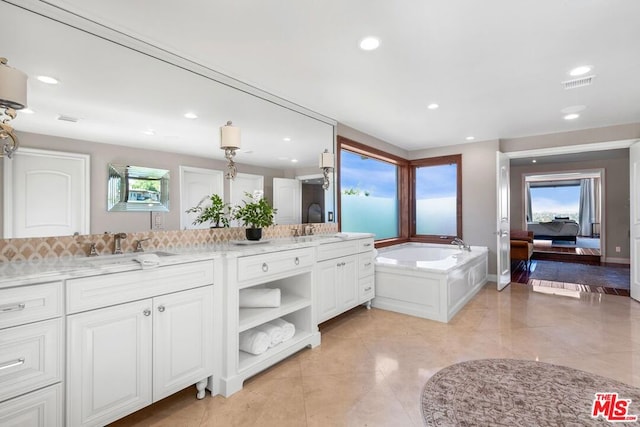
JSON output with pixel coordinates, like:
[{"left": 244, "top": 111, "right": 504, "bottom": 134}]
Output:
[
  {"left": 67, "top": 300, "right": 152, "bottom": 427},
  {"left": 338, "top": 255, "right": 358, "bottom": 310},
  {"left": 316, "top": 260, "right": 339, "bottom": 323},
  {"left": 153, "top": 286, "right": 214, "bottom": 401}
]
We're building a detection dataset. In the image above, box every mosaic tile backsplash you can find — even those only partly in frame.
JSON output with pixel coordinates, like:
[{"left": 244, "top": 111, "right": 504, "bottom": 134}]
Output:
[{"left": 0, "top": 223, "right": 338, "bottom": 262}]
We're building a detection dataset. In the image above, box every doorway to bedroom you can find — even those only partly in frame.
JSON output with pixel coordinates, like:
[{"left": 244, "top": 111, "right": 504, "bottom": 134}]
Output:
[{"left": 523, "top": 170, "right": 603, "bottom": 263}]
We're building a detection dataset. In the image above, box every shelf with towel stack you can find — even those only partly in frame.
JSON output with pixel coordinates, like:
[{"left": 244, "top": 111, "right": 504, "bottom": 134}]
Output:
[{"left": 221, "top": 248, "right": 320, "bottom": 397}]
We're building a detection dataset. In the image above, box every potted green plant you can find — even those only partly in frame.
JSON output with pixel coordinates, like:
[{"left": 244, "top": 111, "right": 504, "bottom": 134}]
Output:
[
  {"left": 185, "top": 194, "right": 230, "bottom": 228},
  {"left": 233, "top": 192, "right": 277, "bottom": 240}
]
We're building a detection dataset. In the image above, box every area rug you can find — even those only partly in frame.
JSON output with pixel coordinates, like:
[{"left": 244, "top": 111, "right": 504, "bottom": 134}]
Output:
[
  {"left": 529, "top": 260, "right": 629, "bottom": 290},
  {"left": 422, "top": 359, "right": 640, "bottom": 426}
]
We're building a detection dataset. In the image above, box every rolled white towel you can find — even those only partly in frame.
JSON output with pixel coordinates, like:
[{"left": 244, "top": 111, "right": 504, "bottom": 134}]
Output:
[
  {"left": 239, "top": 288, "right": 281, "bottom": 308},
  {"left": 239, "top": 329, "right": 270, "bottom": 355},
  {"left": 254, "top": 322, "right": 284, "bottom": 347},
  {"left": 268, "top": 318, "right": 295, "bottom": 342},
  {"left": 134, "top": 253, "right": 161, "bottom": 269}
]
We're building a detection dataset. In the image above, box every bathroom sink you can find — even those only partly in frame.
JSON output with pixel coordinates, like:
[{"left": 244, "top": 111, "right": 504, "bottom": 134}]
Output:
[{"left": 78, "top": 251, "right": 177, "bottom": 266}]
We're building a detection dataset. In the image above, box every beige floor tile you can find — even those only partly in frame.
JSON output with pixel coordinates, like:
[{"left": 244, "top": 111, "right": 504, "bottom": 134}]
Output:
[{"left": 108, "top": 283, "right": 640, "bottom": 426}]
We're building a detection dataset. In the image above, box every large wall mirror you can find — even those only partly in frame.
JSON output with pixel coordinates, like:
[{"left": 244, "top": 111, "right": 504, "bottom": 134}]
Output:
[{"left": 0, "top": 1, "right": 336, "bottom": 239}]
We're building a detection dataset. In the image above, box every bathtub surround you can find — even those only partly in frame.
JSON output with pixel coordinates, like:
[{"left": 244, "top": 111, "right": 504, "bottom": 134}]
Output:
[
  {"left": 0, "top": 223, "right": 338, "bottom": 262},
  {"left": 374, "top": 243, "right": 488, "bottom": 322},
  {"left": 421, "top": 359, "right": 640, "bottom": 426}
]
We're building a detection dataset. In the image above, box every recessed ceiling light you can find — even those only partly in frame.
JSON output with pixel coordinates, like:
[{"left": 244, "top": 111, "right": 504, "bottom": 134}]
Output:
[
  {"left": 359, "top": 36, "right": 380, "bottom": 51},
  {"left": 183, "top": 112, "right": 198, "bottom": 119},
  {"left": 37, "top": 75, "right": 59, "bottom": 85},
  {"left": 291, "top": 159, "right": 298, "bottom": 163},
  {"left": 427, "top": 103, "right": 439, "bottom": 110},
  {"left": 465, "top": 136, "right": 475, "bottom": 141},
  {"left": 283, "top": 137, "right": 291, "bottom": 142},
  {"left": 564, "top": 113, "right": 580, "bottom": 120},
  {"left": 142, "top": 129, "right": 155, "bottom": 136},
  {"left": 21, "top": 108, "right": 34, "bottom": 114},
  {"left": 569, "top": 65, "right": 592, "bottom": 77},
  {"left": 532, "top": 159, "right": 537, "bottom": 163}
]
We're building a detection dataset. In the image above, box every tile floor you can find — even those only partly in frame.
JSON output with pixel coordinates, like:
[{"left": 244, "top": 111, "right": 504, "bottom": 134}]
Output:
[{"left": 110, "top": 283, "right": 640, "bottom": 426}]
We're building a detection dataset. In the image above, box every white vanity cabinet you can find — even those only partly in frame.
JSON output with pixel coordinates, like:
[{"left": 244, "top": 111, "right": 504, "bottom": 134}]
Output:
[
  {"left": 316, "top": 237, "right": 375, "bottom": 324},
  {"left": 0, "top": 281, "right": 64, "bottom": 426},
  {"left": 65, "top": 260, "right": 217, "bottom": 427},
  {"left": 221, "top": 247, "right": 321, "bottom": 397}
]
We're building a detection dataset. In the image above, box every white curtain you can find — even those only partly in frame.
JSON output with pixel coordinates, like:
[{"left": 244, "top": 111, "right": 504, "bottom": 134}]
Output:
[
  {"left": 578, "top": 178, "right": 595, "bottom": 236},
  {"left": 526, "top": 183, "right": 533, "bottom": 223}
]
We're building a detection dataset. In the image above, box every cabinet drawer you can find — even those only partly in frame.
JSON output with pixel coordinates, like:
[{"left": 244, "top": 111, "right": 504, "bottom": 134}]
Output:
[
  {"left": 0, "top": 318, "right": 63, "bottom": 402},
  {"left": 0, "top": 282, "right": 62, "bottom": 330},
  {"left": 358, "top": 238, "right": 375, "bottom": 253},
  {"left": 317, "top": 240, "right": 358, "bottom": 261},
  {"left": 66, "top": 260, "right": 214, "bottom": 314},
  {"left": 237, "top": 248, "right": 315, "bottom": 284},
  {"left": 359, "top": 276, "right": 375, "bottom": 303},
  {"left": 0, "top": 383, "right": 63, "bottom": 427},
  {"left": 358, "top": 252, "right": 375, "bottom": 277}
]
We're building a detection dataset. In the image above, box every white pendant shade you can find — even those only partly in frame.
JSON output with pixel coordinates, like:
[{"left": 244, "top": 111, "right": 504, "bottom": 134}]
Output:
[
  {"left": 319, "top": 151, "right": 334, "bottom": 168},
  {"left": 220, "top": 121, "right": 241, "bottom": 149},
  {"left": 0, "top": 59, "right": 28, "bottom": 110}
]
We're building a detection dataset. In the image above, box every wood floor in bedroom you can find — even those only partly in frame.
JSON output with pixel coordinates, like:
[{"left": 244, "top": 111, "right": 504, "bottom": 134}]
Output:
[{"left": 108, "top": 283, "right": 640, "bottom": 427}]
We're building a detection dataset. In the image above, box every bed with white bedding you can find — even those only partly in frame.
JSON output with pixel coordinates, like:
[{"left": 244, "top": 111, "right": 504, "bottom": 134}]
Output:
[{"left": 527, "top": 219, "right": 580, "bottom": 243}]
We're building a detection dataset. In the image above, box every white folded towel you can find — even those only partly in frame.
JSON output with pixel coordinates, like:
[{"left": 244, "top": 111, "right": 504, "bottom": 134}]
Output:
[
  {"left": 268, "top": 318, "right": 295, "bottom": 342},
  {"left": 239, "top": 329, "right": 270, "bottom": 355},
  {"left": 334, "top": 232, "right": 349, "bottom": 239},
  {"left": 134, "top": 253, "right": 161, "bottom": 269},
  {"left": 239, "top": 288, "right": 281, "bottom": 308},
  {"left": 254, "top": 322, "right": 284, "bottom": 347}
]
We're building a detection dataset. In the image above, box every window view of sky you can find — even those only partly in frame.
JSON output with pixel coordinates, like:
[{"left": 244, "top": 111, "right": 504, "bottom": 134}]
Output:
[
  {"left": 530, "top": 186, "right": 580, "bottom": 221},
  {"left": 340, "top": 150, "right": 397, "bottom": 197}
]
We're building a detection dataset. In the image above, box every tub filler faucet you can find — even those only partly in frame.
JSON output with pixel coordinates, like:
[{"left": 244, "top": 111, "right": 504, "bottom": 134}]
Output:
[{"left": 451, "top": 237, "right": 471, "bottom": 251}]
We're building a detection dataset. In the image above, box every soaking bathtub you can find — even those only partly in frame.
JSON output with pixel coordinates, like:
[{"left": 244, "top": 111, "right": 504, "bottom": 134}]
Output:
[{"left": 373, "top": 243, "right": 488, "bottom": 323}]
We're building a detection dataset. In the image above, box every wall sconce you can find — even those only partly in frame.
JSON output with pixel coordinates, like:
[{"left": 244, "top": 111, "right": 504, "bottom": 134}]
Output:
[
  {"left": 220, "top": 120, "right": 241, "bottom": 180},
  {"left": 0, "top": 57, "right": 28, "bottom": 159},
  {"left": 319, "top": 149, "right": 334, "bottom": 190}
]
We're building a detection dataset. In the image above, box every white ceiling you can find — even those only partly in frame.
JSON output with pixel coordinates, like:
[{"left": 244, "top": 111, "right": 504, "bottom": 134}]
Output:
[{"left": 4, "top": 0, "right": 640, "bottom": 162}]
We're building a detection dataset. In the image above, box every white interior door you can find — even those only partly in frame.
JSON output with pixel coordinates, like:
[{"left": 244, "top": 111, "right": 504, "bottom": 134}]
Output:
[
  {"left": 229, "top": 173, "right": 264, "bottom": 227},
  {"left": 3, "top": 148, "right": 90, "bottom": 238},
  {"left": 496, "top": 151, "right": 511, "bottom": 290},
  {"left": 629, "top": 142, "right": 640, "bottom": 301},
  {"left": 179, "top": 166, "right": 224, "bottom": 230},
  {"left": 273, "top": 177, "right": 301, "bottom": 225}
]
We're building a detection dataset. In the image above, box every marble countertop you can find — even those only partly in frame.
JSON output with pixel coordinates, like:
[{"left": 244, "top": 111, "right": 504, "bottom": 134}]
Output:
[{"left": 0, "top": 232, "right": 374, "bottom": 288}]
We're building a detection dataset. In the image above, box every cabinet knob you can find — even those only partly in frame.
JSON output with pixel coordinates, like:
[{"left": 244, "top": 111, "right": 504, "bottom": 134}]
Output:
[
  {"left": 143, "top": 309, "right": 151, "bottom": 316},
  {"left": 158, "top": 305, "right": 166, "bottom": 313},
  {"left": 364, "top": 287, "right": 372, "bottom": 292},
  {"left": 294, "top": 257, "right": 300, "bottom": 265},
  {"left": 364, "top": 243, "right": 372, "bottom": 247},
  {"left": 364, "top": 262, "right": 372, "bottom": 267},
  {"left": 262, "top": 262, "right": 269, "bottom": 272}
]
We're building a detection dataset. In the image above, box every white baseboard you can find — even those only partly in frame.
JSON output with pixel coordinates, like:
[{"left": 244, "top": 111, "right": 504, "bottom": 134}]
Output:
[
  {"left": 604, "top": 257, "right": 630, "bottom": 264},
  {"left": 487, "top": 274, "right": 497, "bottom": 282}
]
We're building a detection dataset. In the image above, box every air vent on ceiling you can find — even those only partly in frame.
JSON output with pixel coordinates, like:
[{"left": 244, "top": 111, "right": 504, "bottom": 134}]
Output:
[
  {"left": 57, "top": 114, "right": 79, "bottom": 123},
  {"left": 562, "top": 75, "right": 595, "bottom": 90}
]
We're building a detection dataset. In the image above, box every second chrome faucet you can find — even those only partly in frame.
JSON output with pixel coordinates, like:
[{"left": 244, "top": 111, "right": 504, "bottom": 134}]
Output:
[{"left": 113, "top": 232, "right": 127, "bottom": 254}]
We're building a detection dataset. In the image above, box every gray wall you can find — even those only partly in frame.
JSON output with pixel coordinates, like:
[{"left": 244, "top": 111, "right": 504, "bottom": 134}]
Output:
[
  {"left": 1, "top": 131, "right": 285, "bottom": 235},
  {"left": 410, "top": 140, "right": 500, "bottom": 275},
  {"left": 510, "top": 153, "right": 630, "bottom": 260}
]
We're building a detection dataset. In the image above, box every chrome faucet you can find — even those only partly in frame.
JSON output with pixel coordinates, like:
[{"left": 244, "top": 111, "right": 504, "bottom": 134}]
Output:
[
  {"left": 451, "top": 237, "right": 471, "bottom": 251},
  {"left": 134, "top": 237, "right": 151, "bottom": 253},
  {"left": 113, "top": 232, "right": 127, "bottom": 254}
]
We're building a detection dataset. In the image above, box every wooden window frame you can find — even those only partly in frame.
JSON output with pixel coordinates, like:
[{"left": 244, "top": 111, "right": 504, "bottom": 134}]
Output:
[
  {"left": 409, "top": 154, "right": 462, "bottom": 243},
  {"left": 337, "top": 137, "right": 462, "bottom": 247}
]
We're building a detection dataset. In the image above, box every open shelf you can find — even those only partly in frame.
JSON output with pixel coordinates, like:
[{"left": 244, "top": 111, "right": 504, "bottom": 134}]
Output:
[
  {"left": 238, "top": 328, "right": 312, "bottom": 372},
  {"left": 238, "top": 293, "right": 311, "bottom": 332}
]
